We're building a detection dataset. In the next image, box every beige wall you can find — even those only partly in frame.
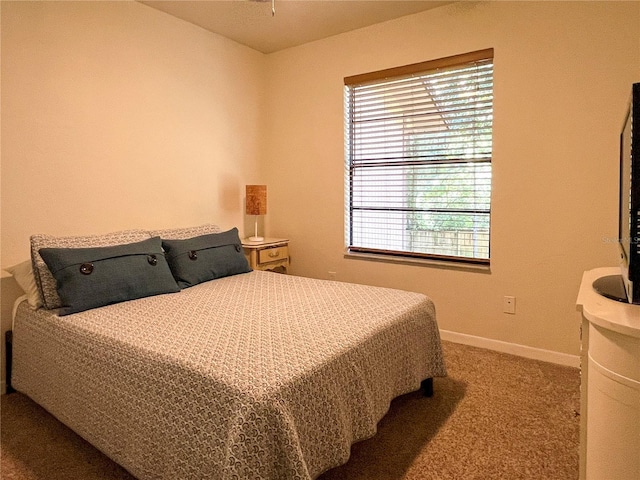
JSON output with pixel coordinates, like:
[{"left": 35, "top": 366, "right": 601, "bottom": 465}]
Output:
[
  {"left": 263, "top": 1, "right": 640, "bottom": 356},
  {"left": 0, "top": 1, "right": 266, "bottom": 387}
]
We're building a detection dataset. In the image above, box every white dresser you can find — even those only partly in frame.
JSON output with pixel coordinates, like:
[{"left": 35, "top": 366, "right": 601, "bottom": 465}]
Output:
[{"left": 576, "top": 267, "right": 640, "bottom": 480}]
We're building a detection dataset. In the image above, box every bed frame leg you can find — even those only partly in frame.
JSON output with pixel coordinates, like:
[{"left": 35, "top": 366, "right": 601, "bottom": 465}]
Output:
[
  {"left": 5, "top": 330, "right": 15, "bottom": 394},
  {"left": 421, "top": 378, "right": 433, "bottom": 397}
]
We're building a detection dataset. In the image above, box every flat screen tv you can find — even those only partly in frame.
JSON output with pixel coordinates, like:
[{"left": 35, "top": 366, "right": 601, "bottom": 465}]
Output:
[
  {"left": 594, "top": 82, "right": 640, "bottom": 303},
  {"left": 619, "top": 83, "right": 640, "bottom": 303}
]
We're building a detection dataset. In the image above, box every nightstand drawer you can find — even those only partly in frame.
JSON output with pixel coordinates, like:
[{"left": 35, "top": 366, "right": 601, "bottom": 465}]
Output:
[
  {"left": 258, "top": 246, "right": 288, "bottom": 264},
  {"left": 242, "top": 237, "right": 289, "bottom": 274}
]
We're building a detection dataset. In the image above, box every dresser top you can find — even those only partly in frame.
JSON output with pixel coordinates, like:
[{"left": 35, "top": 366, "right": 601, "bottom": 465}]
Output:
[{"left": 577, "top": 267, "right": 640, "bottom": 338}]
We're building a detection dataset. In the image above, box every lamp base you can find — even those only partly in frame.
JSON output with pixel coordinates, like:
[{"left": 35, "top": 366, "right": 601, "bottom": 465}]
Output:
[{"left": 247, "top": 236, "right": 264, "bottom": 243}]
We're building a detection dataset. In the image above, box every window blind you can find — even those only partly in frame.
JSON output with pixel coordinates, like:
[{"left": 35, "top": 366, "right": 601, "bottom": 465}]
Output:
[{"left": 344, "top": 49, "right": 493, "bottom": 264}]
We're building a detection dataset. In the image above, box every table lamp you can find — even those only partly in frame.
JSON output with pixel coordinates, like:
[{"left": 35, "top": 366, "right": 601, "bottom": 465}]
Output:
[{"left": 246, "top": 185, "right": 267, "bottom": 242}]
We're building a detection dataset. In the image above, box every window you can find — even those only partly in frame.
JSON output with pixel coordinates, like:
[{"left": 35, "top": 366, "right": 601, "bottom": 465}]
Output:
[{"left": 344, "top": 49, "right": 493, "bottom": 265}]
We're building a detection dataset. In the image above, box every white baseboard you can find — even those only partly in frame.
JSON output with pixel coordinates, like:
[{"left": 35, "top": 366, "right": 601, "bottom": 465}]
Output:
[{"left": 439, "top": 330, "right": 580, "bottom": 368}]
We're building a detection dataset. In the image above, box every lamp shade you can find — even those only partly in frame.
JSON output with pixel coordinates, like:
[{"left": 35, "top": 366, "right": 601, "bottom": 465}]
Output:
[{"left": 246, "top": 185, "right": 267, "bottom": 216}]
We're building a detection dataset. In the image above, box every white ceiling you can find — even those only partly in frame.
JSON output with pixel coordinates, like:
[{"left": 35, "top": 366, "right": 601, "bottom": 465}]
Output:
[{"left": 140, "top": 0, "right": 451, "bottom": 54}]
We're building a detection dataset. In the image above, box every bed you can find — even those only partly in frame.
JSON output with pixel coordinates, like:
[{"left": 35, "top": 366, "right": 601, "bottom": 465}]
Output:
[{"left": 9, "top": 225, "right": 446, "bottom": 480}]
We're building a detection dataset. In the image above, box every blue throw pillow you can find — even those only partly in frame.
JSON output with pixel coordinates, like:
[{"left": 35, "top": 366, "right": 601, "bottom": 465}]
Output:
[
  {"left": 39, "top": 237, "right": 180, "bottom": 315},
  {"left": 162, "top": 227, "right": 251, "bottom": 288}
]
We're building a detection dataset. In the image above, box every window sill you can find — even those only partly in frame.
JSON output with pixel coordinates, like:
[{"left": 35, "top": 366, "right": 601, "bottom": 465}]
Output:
[{"left": 344, "top": 250, "right": 491, "bottom": 273}]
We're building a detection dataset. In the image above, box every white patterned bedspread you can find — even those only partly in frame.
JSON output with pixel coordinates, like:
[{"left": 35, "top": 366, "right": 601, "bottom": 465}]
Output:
[{"left": 12, "top": 270, "right": 446, "bottom": 480}]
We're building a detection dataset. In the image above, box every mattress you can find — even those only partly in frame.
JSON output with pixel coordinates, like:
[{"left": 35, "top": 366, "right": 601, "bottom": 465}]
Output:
[{"left": 12, "top": 270, "right": 446, "bottom": 479}]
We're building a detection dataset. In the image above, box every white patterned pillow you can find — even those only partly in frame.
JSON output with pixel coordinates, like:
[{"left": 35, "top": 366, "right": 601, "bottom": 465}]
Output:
[
  {"left": 31, "top": 229, "right": 152, "bottom": 310},
  {"left": 149, "top": 224, "right": 221, "bottom": 240}
]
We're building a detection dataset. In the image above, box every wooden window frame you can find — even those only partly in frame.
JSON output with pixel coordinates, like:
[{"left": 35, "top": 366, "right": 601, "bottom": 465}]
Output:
[{"left": 344, "top": 49, "right": 494, "bottom": 266}]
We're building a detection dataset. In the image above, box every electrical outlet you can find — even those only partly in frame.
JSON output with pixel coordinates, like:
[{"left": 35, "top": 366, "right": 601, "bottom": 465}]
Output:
[
  {"left": 328, "top": 271, "right": 337, "bottom": 280},
  {"left": 503, "top": 296, "right": 516, "bottom": 314}
]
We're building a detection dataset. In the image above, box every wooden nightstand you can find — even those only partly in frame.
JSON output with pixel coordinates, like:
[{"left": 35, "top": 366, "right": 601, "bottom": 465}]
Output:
[{"left": 242, "top": 238, "right": 289, "bottom": 273}]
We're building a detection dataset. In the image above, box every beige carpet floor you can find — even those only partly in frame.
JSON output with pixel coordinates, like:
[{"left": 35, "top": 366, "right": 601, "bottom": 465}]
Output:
[{"left": 0, "top": 341, "right": 580, "bottom": 479}]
